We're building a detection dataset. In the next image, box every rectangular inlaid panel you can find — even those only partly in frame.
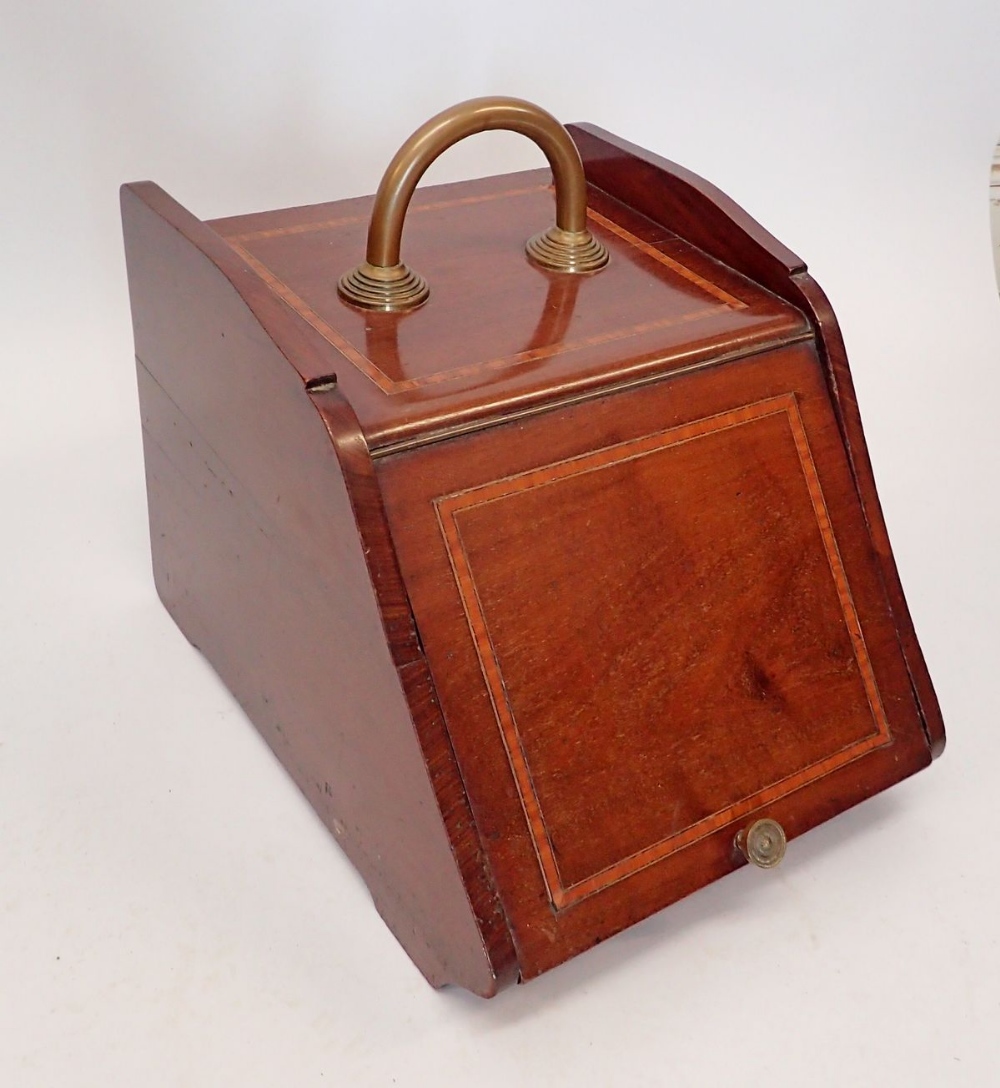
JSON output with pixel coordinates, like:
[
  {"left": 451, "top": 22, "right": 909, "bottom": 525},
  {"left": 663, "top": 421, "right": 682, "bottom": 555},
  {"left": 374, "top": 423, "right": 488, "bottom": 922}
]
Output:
[
  {"left": 379, "top": 342, "right": 932, "bottom": 977},
  {"left": 436, "top": 395, "right": 889, "bottom": 909},
  {"left": 224, "top": 191, "right": 745, "bottom": 396},
  {"left": 211, "top": 170, "right": 809, "bottom": 448}
]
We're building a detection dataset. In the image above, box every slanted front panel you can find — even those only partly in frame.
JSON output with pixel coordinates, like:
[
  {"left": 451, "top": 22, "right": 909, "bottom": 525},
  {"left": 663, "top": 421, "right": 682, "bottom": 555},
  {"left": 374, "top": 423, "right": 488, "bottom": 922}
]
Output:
[
  {"left": 379, "top": 341, "right": 932, "bottom": 978},
  {"left": 436, "top": 395, "right": 888, "bottom": 910}
]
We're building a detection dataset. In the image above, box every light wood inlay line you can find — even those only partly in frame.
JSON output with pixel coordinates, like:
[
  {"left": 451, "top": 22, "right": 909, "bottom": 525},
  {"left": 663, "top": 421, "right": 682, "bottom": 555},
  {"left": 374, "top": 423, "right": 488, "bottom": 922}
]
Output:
[
  {"left": 586, "top": 207, "right": 747, "bottom": 309},
  {"left": 784, "top": 397, "right": 891, "bottom": 737},
  {"left": 227, "top": 185, "right": 551, "bottom": 242},
  {"left": 228, "top": 241, "right": 397, "bottom": 392},
  {"left": 435, "top": 394, "right": 892, "bottom": 910},
  {"left": 232, "top": 239, "right": 729, "bottom": 397},
  {"left": 224, "top": 185, "right": 751, "bottom": 395}
]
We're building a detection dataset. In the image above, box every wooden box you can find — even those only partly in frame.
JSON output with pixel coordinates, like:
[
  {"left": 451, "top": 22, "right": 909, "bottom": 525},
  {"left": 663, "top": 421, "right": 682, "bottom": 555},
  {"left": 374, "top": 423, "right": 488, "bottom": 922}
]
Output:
[{"left": 121, "top": 98, "right": 944, "bottom": 996}]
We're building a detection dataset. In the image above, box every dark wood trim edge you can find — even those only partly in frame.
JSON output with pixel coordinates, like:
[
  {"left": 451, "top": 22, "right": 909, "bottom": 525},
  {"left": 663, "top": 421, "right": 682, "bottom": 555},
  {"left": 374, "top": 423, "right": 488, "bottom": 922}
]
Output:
[
  {"left": 311, "top": 387, "right": 519, "bottom": 987},
  {"left": 790, "top": 273, "right": 946, "bottom": 759}
]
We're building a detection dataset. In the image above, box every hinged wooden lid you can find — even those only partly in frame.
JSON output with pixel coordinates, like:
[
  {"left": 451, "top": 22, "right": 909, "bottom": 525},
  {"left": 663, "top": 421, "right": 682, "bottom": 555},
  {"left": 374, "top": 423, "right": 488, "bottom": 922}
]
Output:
[{"left": 211, "top": 168, "right": 811, "bottom": 453}]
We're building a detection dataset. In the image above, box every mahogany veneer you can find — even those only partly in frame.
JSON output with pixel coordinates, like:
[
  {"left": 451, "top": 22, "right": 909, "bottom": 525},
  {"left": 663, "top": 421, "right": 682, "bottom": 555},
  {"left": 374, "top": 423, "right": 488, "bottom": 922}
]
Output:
[{"left": 122, "top": 118, "right": 944, "bottom": 996}]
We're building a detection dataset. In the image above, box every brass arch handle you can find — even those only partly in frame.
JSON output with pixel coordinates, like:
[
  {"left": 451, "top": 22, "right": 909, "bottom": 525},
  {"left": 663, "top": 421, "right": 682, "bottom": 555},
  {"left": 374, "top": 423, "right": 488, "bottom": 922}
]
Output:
[{"left": 337, "top": 96, "right": 610, "bottom": 312}]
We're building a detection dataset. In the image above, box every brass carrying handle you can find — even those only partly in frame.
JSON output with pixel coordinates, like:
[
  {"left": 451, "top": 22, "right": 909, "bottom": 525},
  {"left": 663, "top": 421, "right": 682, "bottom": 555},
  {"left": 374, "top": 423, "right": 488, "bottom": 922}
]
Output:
[{"left": 337, "top": 96, "right": 609, "bottom": 312}]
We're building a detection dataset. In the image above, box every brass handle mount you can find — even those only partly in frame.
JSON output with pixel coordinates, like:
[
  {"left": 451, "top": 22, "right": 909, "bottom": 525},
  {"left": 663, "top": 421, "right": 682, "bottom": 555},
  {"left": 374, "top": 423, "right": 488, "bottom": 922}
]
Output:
[{"left": 338, "top": 96, "right": 610, "bottom": 312}]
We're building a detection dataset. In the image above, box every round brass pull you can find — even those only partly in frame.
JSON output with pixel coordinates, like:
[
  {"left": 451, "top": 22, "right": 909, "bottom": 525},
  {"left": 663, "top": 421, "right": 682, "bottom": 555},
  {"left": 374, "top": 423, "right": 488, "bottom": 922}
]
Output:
[
  {"left": 736, "top": 818, "right": 787, "bottom": 869},
  {"left": 338, "top": 96, "right": 610, "bottom": 312}
]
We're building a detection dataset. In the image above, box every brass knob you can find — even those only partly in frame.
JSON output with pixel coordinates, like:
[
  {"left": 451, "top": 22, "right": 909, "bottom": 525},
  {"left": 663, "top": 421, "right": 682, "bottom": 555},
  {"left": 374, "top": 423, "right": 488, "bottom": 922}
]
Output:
[
  {"left": 736, "top": 818, "right": 787, "bottom": 869},
  {"left": 338, "top": 96, "right": 609, "bottom": 312}
]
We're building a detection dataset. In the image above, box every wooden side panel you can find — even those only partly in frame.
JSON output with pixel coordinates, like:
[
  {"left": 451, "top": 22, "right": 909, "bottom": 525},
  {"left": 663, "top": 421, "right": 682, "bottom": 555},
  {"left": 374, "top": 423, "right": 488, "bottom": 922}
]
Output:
[
  {"left": 571, "top": 124, "right": 944, "bottom": 759},
  {"left": 121, "top": 183, "right": 514, "bottom": 995}
]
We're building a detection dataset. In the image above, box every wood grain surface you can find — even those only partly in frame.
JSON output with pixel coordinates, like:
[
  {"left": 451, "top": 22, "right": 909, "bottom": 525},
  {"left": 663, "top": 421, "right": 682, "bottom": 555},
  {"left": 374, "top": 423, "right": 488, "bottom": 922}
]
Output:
[
  {"left": 122, "top": 118, "right": 943, "bottom": 993},
  {"left": 570, "top": 123, "right": 945, "bottom": 761},
  {"left": 122, "top": 181, "right": 514, "bottom": 995},
  {"left": 210, "top": 173, "right": 809, "bottom": 451},
  {"left": 378, "top": 341, "right": 933, "bottom": 978}
]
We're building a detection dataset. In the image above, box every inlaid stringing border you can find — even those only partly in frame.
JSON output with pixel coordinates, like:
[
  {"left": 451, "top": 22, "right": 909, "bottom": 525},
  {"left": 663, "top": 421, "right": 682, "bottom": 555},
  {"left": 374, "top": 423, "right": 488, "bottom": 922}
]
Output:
[
  {"left": 434, "top": 394, "right": 892, "bottom": 911},
  {"left": 223, "top": 185, "right": 749, "bottom": 395}
]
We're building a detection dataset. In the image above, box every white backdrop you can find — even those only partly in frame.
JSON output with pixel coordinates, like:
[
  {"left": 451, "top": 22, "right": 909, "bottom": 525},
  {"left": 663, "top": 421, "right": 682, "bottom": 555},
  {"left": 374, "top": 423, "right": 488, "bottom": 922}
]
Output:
[{"left": 3, "top": 2, "right": 999, "bottom": 1084}]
